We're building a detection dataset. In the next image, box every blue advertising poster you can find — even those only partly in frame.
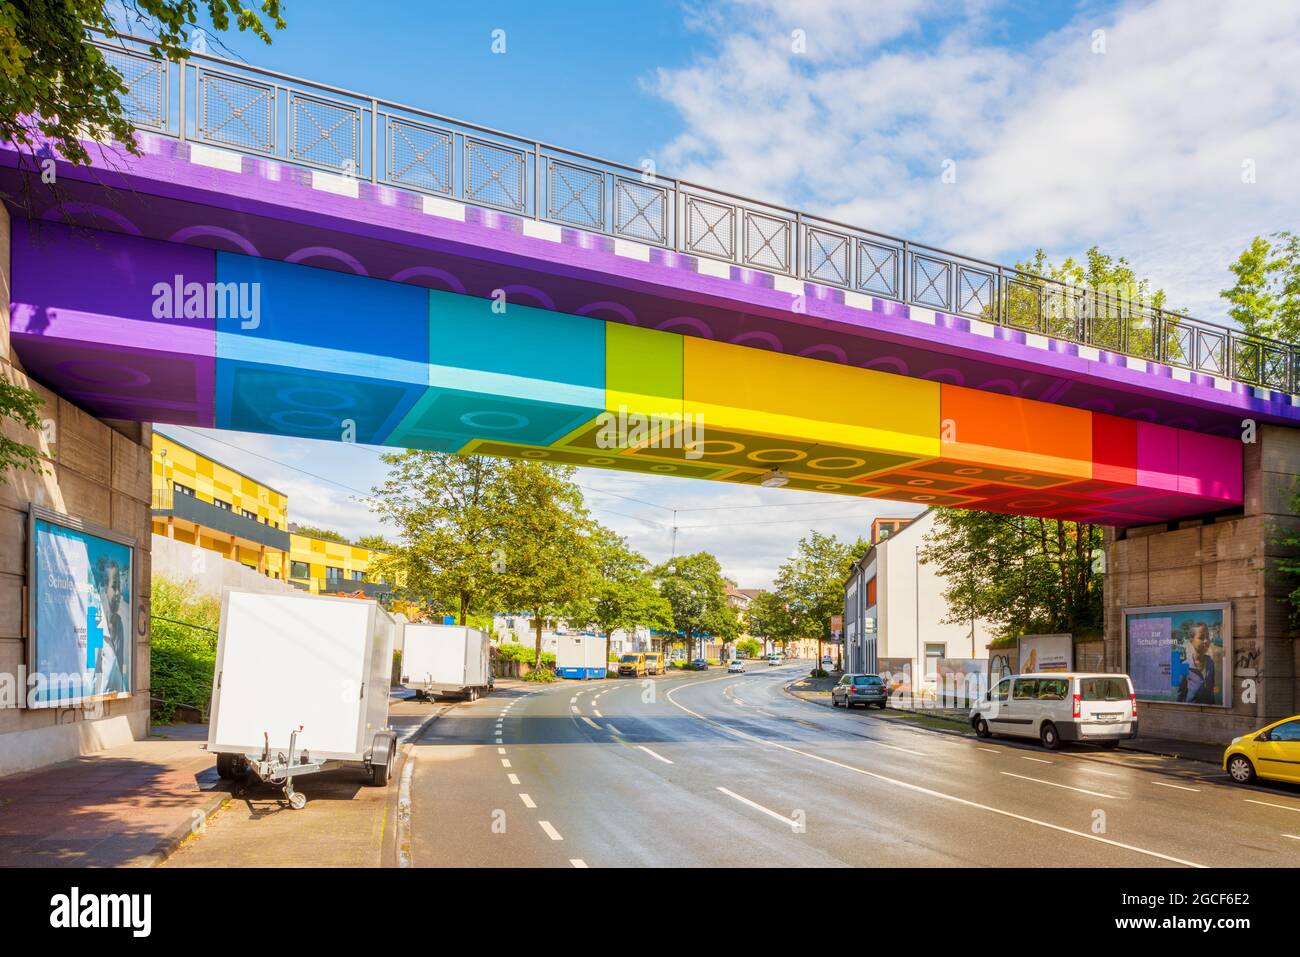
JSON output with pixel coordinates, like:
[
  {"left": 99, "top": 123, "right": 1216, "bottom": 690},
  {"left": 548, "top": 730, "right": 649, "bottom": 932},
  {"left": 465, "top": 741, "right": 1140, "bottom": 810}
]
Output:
[
  {"left": 1125, "top": 605, "right": 1227, "bottom": 706},
  {"left": 31, "top": 515, "right": 133, "bottom": 706}
]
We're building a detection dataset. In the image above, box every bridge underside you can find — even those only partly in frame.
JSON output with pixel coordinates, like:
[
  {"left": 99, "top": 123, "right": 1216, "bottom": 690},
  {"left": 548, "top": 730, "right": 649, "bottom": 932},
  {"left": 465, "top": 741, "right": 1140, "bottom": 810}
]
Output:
[{"left": 9, "top": 214, "right": 1242, "bottom": 527}]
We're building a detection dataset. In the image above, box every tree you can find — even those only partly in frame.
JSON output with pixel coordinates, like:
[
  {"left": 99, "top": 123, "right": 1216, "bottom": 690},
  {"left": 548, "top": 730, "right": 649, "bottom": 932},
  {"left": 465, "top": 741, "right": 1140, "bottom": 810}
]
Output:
[
  {"left": 920, "top": 510, "right": 1103, "bottom": 640},
  {"left": 746, "top": 589, "right": 795, "bottom": 655},
  {"left": 577, "top": 525, "right": 672, "bottom": 664},
  {"left": 494, "top": 462, "right": 596, "bottom": 669},
  {"left": 737, "top": 638, "right": 761, "bottom": 659},
  {"left": 773, "top": 531, "right": 860, "bottom": 669},
  {"left": 355, "top": 534, "right": 396, "bottom": 553},
  {"left": 1, "top": 1, "right": 285, "bottom": 171},
  {"left": 704, "top": 602, "right": 742, "bottom": 658},
  {"left": 1221, "top": 231, "right": 1300, "bottom": 344},
  {"left": 368, "top": 451, "right": 507, "bottom": 625},
  {"left": 651, "top": 552, "right": 728, "bottom": 660},
  {"left": 0, "top": 376, "right": 45, "bottom": 475}
]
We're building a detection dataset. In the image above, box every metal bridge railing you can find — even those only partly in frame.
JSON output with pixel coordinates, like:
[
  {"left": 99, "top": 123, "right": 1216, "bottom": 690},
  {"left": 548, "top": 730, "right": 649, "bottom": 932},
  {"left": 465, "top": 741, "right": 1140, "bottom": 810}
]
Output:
[{"left": 87, "top": 33, "right": 1300, "bottom": 396}]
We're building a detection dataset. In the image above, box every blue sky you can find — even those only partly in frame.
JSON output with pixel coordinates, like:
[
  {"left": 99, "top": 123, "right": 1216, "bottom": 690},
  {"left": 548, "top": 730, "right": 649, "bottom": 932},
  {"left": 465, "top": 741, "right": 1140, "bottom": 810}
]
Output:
[{"left": 159, "top": 0, "right": 1300, "bottom": 585}]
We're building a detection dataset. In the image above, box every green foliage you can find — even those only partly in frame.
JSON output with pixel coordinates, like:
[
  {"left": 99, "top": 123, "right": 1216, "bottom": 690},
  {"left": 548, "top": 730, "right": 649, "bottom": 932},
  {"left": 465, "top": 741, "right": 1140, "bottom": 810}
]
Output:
[
  {"left": 494, "top": 462, "right": 597, "bottom": 667},
  {"left": 355, "top": 534, "right": 395, "bottom": 553},
  {"left": 920, "top": 510, "right": 1103, "bottom": 640},
  {"left": 746, "top": 589, "right": 795, "bottom": 646},
  {"left": 810, "top": 668, "right": 829, "bottom": 678},
  {"left": 651, "top": 552, "right": 729, "bottom": 659},
  {"left": 1274, "top": 482, "right": 1300, "bottom": 623},
  {"left": 149, "top": 577, "right": 219, "bottom": 723},
  {"left": 0, "top": 376, "right": 46, "bottom": 476},
  {"left": 495, "top": 642, "right": 555, "bottom": 668},
  {"left": 772, "top": 530, "right": 860, "bottom": 641},
  {"left": 292, "top": 524, "right": 350, "bottom": 544},
  {"left": 369, "top": 452, "right": 509, "bottom": 623},
  {"left": 1221, "top": 231, "right": 1300, "bottom": 344},
  {"left": 737, "top": 638, "right": 761, "bottom": 658},
  {"left": 570, "top": 524, "right": 672, "bottom": 660},
  {"left": 522, "top": 667, "right": 556, "bottom": 683}
]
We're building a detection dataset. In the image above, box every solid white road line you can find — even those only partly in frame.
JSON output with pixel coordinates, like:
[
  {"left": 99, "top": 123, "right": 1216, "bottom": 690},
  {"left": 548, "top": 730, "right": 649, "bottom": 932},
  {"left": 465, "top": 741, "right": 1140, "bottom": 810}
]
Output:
[
  {"left": 508, "top": 773, "right": 519, "bottom": 785},
  {"left": 999, "top": 771, "right": 1119, "bottom": 800},
  {"left": 581, "top": 717, "right": 601, "bottom": 729},
  {"left": 1021, "top": 756, "right": 1053, "bottom": 764},
  {"left": 1284, "top": 834, "right": 1300, "bottom": 842},
  {"left": 539, "top": 821, "right": 563, "bottom": 841},
  {"left": 665, "top": 678, "right": 1202, "bottom": 868},
  {"left": 1246, "top": 799, "right": 1300, "bottom": 813},
  {"left": 717, "top": 786, "right": 799, "bottom": 831},
  {"left": 1152, "top": 780, "right": 1201, "bottom": 792},
  {"left": 637, "top": 745, "right": 674, "bottom": 764},
  {"left": 977, "top": 747, "right": 1001, "bottom": 754},
  {"left": 520, "top": 793, "right": 536, "bottom": 808},
  {"left": 570, "top": 858, "right": 588, "bottom": 868},
  {"left": 396, "top": 756, "right": 415, "bottom": 869}
]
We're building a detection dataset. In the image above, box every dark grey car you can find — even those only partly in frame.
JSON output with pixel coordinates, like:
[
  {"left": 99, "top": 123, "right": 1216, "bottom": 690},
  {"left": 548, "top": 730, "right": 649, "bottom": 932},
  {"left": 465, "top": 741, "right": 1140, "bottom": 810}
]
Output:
[{"left": 831, "top": 673, "right": 889, "bottom": 709}]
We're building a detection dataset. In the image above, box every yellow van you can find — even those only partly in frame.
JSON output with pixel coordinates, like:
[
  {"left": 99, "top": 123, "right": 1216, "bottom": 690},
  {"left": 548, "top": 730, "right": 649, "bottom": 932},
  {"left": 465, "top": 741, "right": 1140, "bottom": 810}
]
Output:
[
  {"left": 644, "top": 652, "right": 663, "bottom": 675},
  {"left": 617, "top": 653, "right": 646, "bottom": 677}
]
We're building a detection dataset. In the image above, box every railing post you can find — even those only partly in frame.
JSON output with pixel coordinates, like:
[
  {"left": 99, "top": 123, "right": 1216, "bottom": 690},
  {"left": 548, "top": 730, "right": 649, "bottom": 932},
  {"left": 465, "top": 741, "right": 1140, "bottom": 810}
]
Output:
[
  {"left": 901, "top": 241, "right": 910, "bottom": 304},
  {"left": 370, "top": 97, "right": 378, "bottom": 183},
  {"left": 533, "top": 143, "right": 542, "bottom": 220},
  {"left": 996, "top": 266, "right": 1004, "bottom": 325},
  {"left": 178, "top": 58, "right": 187, "bottom": 142},
  {"left": 794, "top": 211, "right": 803, "bottom": 279}
]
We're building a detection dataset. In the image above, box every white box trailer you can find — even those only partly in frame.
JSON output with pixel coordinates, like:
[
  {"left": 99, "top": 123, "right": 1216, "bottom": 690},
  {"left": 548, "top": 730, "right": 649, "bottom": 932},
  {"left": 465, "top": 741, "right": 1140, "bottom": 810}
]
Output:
[
  {"left": 206, "top": 590, "right": 399, "bottom": 808},
  {"left": 557, "top": 634, "right": 607, "bottom": 680},
  {"left": 401, "top": 624, "right": 492, "bottom": 701}
]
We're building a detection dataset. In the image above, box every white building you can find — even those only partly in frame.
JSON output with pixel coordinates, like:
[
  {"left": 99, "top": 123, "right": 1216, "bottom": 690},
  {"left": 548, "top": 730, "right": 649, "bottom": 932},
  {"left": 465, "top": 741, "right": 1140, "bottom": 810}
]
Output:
[
  {"left": 493, "top": 615, "right": 652, "bottom": 655},
  {"left": 843, "top": 510, "right": 997, "bottom": 682}
]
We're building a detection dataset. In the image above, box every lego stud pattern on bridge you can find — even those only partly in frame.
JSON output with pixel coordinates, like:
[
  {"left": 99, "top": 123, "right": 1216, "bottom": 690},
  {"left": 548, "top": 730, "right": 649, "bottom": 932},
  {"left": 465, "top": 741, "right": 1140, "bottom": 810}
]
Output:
[{"left": 6, "top": 230, "right": 1244, "bottom": 527}]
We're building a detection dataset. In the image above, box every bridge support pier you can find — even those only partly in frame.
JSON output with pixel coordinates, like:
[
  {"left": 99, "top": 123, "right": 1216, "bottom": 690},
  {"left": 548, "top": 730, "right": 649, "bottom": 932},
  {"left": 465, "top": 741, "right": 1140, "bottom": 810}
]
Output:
[
  {"left": 0, "top": 204, "right": 154, "bottom": 776},
  {"left": 1105, "top": 427, "right": 1299, "bottom": 743}
]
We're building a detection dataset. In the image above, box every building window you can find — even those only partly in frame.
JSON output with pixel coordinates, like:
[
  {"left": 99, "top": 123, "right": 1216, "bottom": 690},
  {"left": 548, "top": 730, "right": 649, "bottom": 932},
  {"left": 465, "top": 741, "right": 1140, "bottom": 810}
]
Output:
[
  {"left": 211, "top": 498, "right": 231, "bottom": 511},
  {"left": 241, "top": 508, "right": 258, "bottom": 520},
  {"left": 290, "top": 561, "right": 309, "bottom": 580},
  {"left": 174, "top": 482, "right": 195, "bottom": 496},
  {"left": 350, "top": 570, "right": 363, "bottom": 581},
  {"left": 325, "top": 566, "right": 343, "bottom": 581},
  {"left": 925, "top": 643, "right": 945, "bottom": 673}
]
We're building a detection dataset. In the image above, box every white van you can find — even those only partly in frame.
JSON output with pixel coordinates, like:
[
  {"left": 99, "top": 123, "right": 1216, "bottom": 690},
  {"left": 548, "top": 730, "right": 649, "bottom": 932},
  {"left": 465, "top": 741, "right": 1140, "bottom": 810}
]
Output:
[{"left": 968, "top": 672, "right": 1138, "bottom": 750}]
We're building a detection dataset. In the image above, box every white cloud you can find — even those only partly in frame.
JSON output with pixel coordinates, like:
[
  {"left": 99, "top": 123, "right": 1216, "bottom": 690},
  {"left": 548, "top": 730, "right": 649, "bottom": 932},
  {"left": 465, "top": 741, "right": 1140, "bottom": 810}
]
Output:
[{"left": 651, "top": 0, "right": 1300, "bottom": 318}]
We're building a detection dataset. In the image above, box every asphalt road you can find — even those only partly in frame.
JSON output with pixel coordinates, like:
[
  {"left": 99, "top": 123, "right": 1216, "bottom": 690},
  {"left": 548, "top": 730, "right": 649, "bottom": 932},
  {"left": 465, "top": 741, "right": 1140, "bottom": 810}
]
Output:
[{"left": 405, "top": 663, "right": 1300, "bottom": 868}]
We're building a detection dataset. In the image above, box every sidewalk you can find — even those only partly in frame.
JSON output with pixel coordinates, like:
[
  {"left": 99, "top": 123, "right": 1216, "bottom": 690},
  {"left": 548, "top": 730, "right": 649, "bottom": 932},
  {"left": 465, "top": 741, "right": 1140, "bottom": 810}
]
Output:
[{"left": 0, "top": 724, "right": 225, "bottom": 868}]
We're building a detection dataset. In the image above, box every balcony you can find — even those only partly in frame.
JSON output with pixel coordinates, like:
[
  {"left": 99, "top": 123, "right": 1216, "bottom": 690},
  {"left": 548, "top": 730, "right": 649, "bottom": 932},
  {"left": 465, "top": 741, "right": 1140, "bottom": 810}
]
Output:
[{"left": 153, "top": 488, "right": 290, "bottom": 552}]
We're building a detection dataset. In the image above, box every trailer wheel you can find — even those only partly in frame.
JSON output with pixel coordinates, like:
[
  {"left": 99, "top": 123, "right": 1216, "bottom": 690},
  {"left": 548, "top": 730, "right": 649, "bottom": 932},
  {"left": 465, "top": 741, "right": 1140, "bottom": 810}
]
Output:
[
  {"left": 288, "top": 791, "right": 307, "bottom": 810},
  {"left": 216, "top": 753, "right": 245, "bottom": 779},
  {"left": 370, "top": 762, "right": 390, "bottom": 787}
]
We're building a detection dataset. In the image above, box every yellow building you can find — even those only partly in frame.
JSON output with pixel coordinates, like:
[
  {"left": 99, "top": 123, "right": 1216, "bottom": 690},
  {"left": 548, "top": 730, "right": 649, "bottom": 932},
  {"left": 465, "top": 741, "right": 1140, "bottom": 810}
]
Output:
[{"left": 150, "top": 432, "right": 390, "bottom": 595}]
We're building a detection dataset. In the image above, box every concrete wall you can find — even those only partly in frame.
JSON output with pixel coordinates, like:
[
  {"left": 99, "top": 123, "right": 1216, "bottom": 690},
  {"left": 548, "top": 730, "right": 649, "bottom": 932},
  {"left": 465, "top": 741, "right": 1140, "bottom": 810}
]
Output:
[
  {"left": 0, "top": 204, "right": 153, "bottom": 776},
  {"left": 151, "top": 534, "right": 301, "bottom": 599},
  {"left": 1105, "top": 425, "right": 1300, "bottom": 744}
]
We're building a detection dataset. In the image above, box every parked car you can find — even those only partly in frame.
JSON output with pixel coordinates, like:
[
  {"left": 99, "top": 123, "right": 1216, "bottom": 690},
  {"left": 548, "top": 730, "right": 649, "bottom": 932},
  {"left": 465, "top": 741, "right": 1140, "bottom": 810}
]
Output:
[
  {"left": 689, "top": 658, "right": 710, "bottom": 670},
  {"left": 1223, "top": 715, "right": 1300, "bottom": 785},
  {"left": 831, "top": 673, "right": 888, "bottom": 709},
  {"left": 727, "top": 659, "right": 746, "bottom": 673},
  {"left": 617, "top": 653, "right": 647, "bottom": 677},
  {"left": 643, "top": 652, "right": 664, "bottom": 675},
  {"left": 969, "top": 673, "right": 1138, "bottom": 750},
  {"left": 766, "top": 654, "right": 781, "bottom": 666},
  {"left": 820, "top": 656, "right": 836, "bottom": 670}
]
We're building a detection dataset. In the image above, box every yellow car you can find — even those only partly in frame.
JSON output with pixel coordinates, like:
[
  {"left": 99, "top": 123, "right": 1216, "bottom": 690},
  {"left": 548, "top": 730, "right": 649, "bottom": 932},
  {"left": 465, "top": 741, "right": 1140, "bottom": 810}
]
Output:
[{"left": 1223, "top": 715, "right": 1300, "bottom": 785}]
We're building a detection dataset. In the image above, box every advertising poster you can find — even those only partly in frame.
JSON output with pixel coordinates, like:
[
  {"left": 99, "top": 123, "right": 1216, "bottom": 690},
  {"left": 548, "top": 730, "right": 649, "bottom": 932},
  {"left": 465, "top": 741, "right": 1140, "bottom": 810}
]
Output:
[
  {"left": 29, "top": 510, "right": 134, "bottom": 707},
  {"left": 936, "top": 658, "right": 987, "bottom": 706},
  {"left": 1124, "top": 604, "right": 1229, "bottom": 706},
  {"left": 877, "top": 657, "right": 912, "bottom": 695},
  {"left": 1017, "top": 633, "right": 1073, "bottom": 673}
]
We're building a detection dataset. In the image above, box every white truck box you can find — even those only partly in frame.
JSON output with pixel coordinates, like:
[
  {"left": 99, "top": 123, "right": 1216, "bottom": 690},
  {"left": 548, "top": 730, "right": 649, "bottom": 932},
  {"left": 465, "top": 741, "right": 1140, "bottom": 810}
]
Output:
[
  {"left": 557, "top": 634, "right": 607, "bottom": 680},
  {"left": 401, "top": 624, "right": 492, "bottom": 700},
  {"left": 206, "top": 590, "right": 398, "bottom": 805}
]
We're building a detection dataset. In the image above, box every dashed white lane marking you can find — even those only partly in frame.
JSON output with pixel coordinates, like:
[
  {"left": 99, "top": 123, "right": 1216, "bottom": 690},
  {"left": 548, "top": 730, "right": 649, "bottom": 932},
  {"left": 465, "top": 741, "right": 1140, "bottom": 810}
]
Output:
[
  {"left": 592, "top": 709, "right": 603, "bottom": 717},
  {"left": 570, "top": 697, "right": 578, "bottom": 704},
  {"left": 501, "top": 758, "right": 512, "bottom": 768},
  {"left": 497, "top": 747, "right": 507, "bottom": 754},
  {"left": 520, "top": 793, "right": 537, "bottom": 809},
  {"left": 571, "top": 706, "right": 580, "bottom": 714},
  {"left": 758, "top": 710, "right": 778, "bottom": 717},
  {"left": 539, "top": 821, "right": 563, "bottom": 841},
  {"left": 1152, "top": 780, "right": 1201, "bottom": 792},
  {"left": 1246, "top": 799, "right": 1300, "bottom": 813},
  {"left": 508, "top": 773, "right": 520, "bottom": 785},
  {"left": 977, "top": 747, "right": 1001, "bottom": 754},
  {"left": 665, "top": 677, "right": 1203, "bottom": 868},
  {"left": 1000, "top": 771, "right": 1119, "bottom": 800},
  {"left": 1021, "top": 756, "right": 1053, "bottom": 764},
  {"left": 581, "top": 717, "right": 601, "bottom": 729},
  {"left": 570, "top": 858, "right": 588, "bottom": 868},
  {"left": 717, "top": 786, "right": 800, "bottom": 831},
  {"left": 637, "top": 745, "right": 674, "bottom": 764},
  {"left": 606, "top": 724, "right": 621, "bottom": 735},
  {"left": 495, "top": 738, "right": 503, "bottom": 745},
  {"left": 1284, "top": 834, "right": 1300, "bottom": 842}
]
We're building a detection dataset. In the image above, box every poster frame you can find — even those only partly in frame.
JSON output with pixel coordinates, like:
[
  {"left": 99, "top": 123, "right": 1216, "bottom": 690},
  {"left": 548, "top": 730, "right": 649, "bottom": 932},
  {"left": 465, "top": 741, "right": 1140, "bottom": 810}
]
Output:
[
  {"left": 25, "top": 504, "right": 137, "bottom": 709},
  {"left": 1121, "top": 601, "right": 1233, "bottom": 709}
]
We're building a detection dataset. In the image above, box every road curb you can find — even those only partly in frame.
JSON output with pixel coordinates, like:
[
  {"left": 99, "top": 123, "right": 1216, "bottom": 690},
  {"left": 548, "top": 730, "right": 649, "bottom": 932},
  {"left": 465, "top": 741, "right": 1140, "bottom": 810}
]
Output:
[{"left": 152, "top": 790, "right": 231, "bottom": 867}]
